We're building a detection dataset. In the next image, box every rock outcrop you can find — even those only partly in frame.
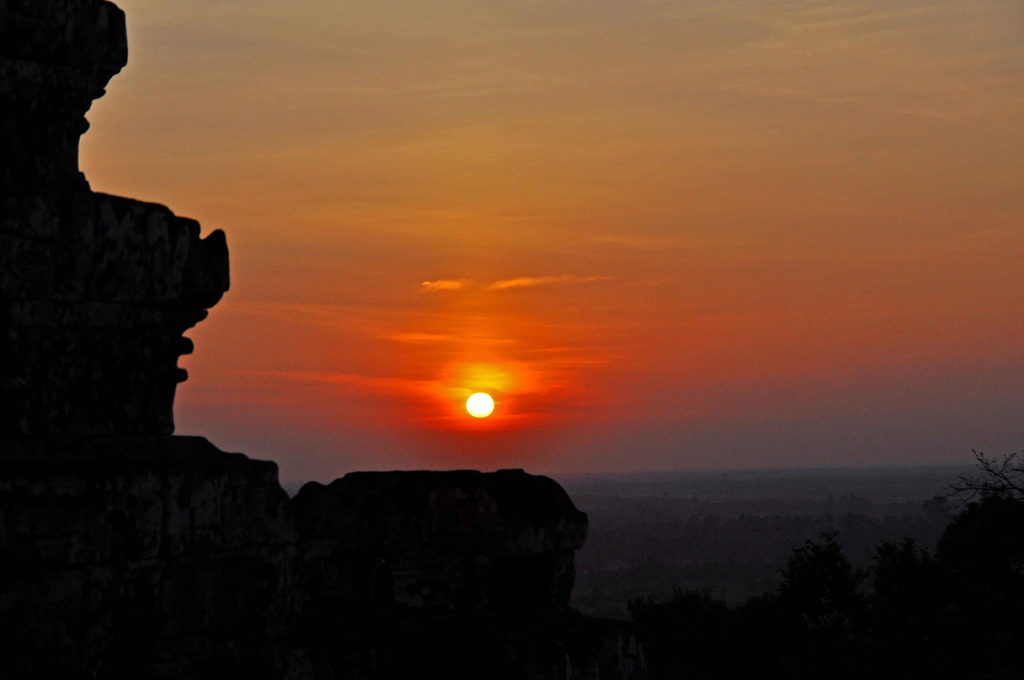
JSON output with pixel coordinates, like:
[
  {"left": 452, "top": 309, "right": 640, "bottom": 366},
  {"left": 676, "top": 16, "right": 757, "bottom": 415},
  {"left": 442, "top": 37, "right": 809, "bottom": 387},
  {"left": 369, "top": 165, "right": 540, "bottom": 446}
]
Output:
[
  {"left": 1, "top": 0, "right": 230, "bottom": 437},
  {"left": 0, "top": 2, "right": 644, "bottom": 678},
  {"left": 289, "top": 472, "right": 642, "bottom": 679},
  {"left": 293, "top": 470, "right": 587, "bottom": 613},
  {"left": 0, "top": 437, "right": 300, "bottom": 678},
  {"left": 1, "top": 442, "right": 642, "bottom": 679}
]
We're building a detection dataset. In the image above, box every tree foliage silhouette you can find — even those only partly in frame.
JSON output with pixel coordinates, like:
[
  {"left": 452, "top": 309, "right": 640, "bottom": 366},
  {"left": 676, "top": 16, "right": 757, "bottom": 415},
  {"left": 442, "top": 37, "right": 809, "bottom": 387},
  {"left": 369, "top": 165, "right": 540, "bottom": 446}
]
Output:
[{"left": 631, "top": 453, "right": 1024, "bottom": 680}]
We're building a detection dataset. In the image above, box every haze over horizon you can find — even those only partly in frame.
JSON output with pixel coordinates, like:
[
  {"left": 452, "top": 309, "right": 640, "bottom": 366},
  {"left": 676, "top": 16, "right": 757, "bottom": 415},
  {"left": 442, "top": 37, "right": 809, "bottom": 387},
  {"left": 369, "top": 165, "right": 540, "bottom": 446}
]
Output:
[{"left": 81, "top": 0, "right": 1023, "bottom": 481}]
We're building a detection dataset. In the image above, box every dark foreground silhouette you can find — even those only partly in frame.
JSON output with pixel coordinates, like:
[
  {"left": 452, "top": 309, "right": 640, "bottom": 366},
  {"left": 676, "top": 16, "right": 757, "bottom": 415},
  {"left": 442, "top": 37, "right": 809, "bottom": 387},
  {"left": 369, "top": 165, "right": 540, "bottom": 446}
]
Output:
[
  {"left": 630, "top": 455, "right": 1024, "bottom": 680},
  {"left": 0, "top": 2, "right": 642, "bottom": 678}
]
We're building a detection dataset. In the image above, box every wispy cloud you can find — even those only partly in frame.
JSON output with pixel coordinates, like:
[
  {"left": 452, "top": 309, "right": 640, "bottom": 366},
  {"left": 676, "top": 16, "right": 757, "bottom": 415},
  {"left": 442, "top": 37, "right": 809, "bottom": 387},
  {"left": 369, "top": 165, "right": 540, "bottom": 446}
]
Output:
[
  {"left": 244, "top": 370, "right": 438, "bottom": 396},
  {"left": 421, "top": 279, "right": 466, "bottom": 292},
  {"left": 487, "top": 275, "right": 613, "bottom": 291},
  {"left": 593, "top": 235, "right": 686, "bottom": 250},
  {"left": 387, "top": 332, "right": 457, "bottom": 344}
]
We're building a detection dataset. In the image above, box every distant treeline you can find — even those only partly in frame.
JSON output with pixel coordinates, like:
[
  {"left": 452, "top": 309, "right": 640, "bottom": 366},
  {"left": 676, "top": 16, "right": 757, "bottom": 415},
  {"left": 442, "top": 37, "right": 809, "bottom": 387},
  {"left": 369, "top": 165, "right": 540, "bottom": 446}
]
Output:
[
  {"left": 628, "top": 455, "right": 1024, "bottom": 680},
  {"left": 572, "top": 494, "right": 952, "bottom": 617}
]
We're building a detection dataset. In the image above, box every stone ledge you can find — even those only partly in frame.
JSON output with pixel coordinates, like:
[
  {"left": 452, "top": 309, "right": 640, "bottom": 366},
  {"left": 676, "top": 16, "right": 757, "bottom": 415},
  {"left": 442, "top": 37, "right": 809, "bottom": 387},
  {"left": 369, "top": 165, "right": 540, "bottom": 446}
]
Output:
[{"left": 293, "top": 470, "right": 588, "bottom": 555}]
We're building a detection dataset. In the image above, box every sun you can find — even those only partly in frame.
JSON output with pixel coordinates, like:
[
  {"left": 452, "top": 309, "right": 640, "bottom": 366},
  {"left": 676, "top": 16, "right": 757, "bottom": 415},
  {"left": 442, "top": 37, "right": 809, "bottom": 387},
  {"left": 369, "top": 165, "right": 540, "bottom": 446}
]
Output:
[{"left": 466, "top": 392, "right": 495, "bottom": 418}]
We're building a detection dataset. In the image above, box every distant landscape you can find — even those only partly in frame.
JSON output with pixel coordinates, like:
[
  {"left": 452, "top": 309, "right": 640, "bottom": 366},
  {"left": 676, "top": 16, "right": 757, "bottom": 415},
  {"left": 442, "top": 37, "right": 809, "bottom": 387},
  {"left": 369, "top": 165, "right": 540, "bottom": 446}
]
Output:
[
  {"left": 285, "top": 466, "right": 973, "bottom": 620},
  {"left": 554, "top": 466, "right": 972, "bottom": 619}
]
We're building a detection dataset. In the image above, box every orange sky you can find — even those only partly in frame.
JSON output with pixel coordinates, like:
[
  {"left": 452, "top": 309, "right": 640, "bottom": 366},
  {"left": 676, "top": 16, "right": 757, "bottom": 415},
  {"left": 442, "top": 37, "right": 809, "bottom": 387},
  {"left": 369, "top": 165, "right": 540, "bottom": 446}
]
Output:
[{"left": 81, "top": 0, "right": 1024, "bottom": 480}]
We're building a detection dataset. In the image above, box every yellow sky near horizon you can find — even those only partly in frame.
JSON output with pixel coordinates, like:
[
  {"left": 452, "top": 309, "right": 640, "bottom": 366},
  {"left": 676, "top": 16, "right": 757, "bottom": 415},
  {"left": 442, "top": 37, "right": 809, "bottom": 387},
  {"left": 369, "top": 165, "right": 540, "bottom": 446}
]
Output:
[{"left": 81, "top": 0, "right": 1024, "bottom": 479}]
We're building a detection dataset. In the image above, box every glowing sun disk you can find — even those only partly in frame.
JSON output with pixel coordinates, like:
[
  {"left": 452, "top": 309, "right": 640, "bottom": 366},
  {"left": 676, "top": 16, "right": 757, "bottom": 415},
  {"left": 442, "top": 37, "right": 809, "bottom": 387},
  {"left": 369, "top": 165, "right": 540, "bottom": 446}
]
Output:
[{"left": 466, "top": 392, "right": 495, "bottom": 418}]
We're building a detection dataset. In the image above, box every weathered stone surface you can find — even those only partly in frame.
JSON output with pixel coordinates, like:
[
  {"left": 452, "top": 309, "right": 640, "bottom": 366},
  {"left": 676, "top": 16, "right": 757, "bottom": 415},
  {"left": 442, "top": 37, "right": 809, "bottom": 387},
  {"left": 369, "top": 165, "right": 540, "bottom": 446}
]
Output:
[
  {"left": 293, "top": 470, "right": 588, "bottom": 614},
  {"left": 0, "top": 192, "right": 229, "bottom": 436},
  {"left": 293, "top": 470, "right": 587, "bottom": 555},
  {"left": 0, "top": 438, "right": 300, "bottom": 680},
  {"left": 298, "top": 609, "right": 644, "bottom": 680},
  {"left": 1, "top": 0, "right": 127, "bottom": 190},
  {"left": 0, "top": 0, "right": 230, "bottom": 436}
]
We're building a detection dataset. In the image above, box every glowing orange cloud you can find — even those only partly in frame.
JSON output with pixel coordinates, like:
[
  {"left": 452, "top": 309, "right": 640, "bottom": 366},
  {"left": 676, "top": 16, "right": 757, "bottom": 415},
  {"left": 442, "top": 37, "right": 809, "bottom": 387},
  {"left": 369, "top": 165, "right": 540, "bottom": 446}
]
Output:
[
  {"left": 421, "top": 280, "right": 466, "bottom": 293},
  {"left": 487, "top": 275, "right": 614, "bottom": 291}
]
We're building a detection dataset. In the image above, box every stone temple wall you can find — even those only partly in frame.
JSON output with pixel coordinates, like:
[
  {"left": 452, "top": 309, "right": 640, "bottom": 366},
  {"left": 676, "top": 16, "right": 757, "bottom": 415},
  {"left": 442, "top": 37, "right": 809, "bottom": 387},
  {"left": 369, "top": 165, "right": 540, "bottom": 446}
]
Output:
[{"left": 0, "top": 2, "right": 645, "bottom": 678}]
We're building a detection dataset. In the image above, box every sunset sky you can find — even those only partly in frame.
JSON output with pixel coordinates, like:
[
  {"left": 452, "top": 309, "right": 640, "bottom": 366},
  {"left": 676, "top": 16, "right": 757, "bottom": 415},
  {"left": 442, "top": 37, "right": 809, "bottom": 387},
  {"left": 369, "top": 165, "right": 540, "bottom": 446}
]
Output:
[{"left": 81, "top": 0, "right": 1023, "bottom": 481}]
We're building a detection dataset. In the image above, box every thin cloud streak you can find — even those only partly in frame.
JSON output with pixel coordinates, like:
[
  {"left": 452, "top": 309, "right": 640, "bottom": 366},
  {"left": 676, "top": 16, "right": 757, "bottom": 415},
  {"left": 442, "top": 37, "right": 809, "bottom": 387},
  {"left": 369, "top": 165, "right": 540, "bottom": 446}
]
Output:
[
  {"left": 386, "top": 332, "right": 457, "bottom": 344},
  {"left": 487, "top": 275, "right": 614, "bottom": 291},
  {"left": 243, "top": 370, "right": 439, "bottom": 396}
]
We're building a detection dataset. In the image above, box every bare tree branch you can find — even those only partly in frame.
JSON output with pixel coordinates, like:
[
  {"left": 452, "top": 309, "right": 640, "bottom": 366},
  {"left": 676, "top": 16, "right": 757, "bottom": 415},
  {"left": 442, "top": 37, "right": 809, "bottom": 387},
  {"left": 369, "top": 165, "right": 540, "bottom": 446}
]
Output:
[{"left": 948, "top": 450, "right": 1024, "bottom": 504}]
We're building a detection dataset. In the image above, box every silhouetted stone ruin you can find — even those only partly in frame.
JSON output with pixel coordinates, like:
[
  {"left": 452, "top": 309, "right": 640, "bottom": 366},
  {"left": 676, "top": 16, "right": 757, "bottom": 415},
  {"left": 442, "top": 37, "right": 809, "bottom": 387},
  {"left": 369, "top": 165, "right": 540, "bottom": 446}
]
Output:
[
  {"left": 0, "top": 2, "right": 644, "bottom": 678},
  {"left": 293, "top": 471, "right": 588, "bottom": 613},
  {"left": 1, "top": 0, "right": 229, "bottom": 436}
]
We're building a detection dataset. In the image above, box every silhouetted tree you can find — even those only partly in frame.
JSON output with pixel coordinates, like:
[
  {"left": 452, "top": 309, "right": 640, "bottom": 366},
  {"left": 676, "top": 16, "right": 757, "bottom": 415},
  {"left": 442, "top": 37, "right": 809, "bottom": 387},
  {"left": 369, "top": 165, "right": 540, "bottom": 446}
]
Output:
[
  {"left": 871, "top": 538, "right": 944, "bottom": 623},
  {"left": 628, "top": 589, "right": 735, "bottom": 680},
  {"left": 867, "top": 539, "right": 949, "bottom": 678},
  {"left": 629, "top": 451, "right": 1024, "bottom": 680},
  {"left": 773, "top": 532, "right": 867, "bottom": 678},
  {"left": 778, "top": 531, "right": 866, "bottom": 633}
]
